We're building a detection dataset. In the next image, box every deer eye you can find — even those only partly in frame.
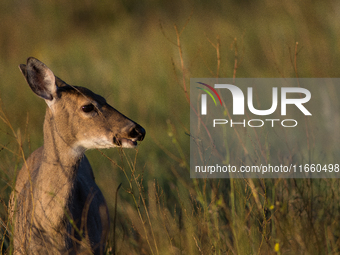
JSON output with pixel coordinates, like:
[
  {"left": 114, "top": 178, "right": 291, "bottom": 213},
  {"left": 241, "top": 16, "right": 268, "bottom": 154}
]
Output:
[{"left": 82, "top": 104, "right": 95, "bottom": 113}]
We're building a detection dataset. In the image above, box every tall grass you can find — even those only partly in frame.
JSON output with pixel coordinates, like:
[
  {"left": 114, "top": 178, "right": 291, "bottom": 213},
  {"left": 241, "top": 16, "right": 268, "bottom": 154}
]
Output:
[{"left": 1, "top": 0, "right": 340, "bottom": 254}]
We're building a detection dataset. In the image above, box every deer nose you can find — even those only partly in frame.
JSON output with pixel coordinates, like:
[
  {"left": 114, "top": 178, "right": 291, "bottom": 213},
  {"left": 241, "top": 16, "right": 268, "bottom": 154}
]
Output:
[{"left": 129, "top": 124, "right": 146, "bottom": 141}]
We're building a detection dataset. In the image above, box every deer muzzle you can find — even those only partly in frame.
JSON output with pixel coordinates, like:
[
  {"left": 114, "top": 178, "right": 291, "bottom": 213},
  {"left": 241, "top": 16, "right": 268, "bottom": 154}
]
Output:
[{"left": 113, "top": 124, "right": 145, "bottom": 148}]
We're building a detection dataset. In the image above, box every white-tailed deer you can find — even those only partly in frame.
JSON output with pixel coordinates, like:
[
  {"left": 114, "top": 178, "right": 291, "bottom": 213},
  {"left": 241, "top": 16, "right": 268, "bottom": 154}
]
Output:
[{"left": 9, "top": 57, "right": 145, "bottom": 254}]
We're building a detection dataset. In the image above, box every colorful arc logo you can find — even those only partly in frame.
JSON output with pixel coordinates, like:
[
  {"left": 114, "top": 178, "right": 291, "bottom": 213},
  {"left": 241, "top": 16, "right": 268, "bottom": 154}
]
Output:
[{"left": 196, "top": 82, "right": 222, "bottom": 115}]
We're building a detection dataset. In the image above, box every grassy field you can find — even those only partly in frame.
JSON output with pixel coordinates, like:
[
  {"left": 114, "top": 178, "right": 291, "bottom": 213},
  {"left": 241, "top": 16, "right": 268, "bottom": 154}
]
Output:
[{"left": 1, "top": 0, "right": 340, "bottom": 254}]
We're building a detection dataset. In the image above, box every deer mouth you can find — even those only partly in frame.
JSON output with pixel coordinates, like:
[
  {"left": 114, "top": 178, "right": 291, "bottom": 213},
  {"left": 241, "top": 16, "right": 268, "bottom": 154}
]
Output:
[{"left": 113, "top": 136, "right": 138, "bottom": 148}]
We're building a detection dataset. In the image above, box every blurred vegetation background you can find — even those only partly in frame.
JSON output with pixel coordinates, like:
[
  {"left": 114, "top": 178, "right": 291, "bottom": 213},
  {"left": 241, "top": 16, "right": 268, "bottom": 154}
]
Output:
[{"left": 1, "top": 0, "right": 340, "bottom": 254}]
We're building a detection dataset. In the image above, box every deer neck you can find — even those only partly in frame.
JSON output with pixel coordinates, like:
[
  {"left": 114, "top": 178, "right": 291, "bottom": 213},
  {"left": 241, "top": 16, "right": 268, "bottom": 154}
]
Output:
[
  {"left": 41, "top": 108, "right": 84, "bottom": 172},
  {"left": 34, "top": 109, "right": 84, "bottom": 228}
]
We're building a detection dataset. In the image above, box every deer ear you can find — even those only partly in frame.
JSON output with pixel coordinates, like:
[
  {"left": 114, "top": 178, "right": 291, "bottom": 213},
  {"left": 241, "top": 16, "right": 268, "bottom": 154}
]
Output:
[{"left": 19, "top": 57, "right": 57, "bottom": 101}]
